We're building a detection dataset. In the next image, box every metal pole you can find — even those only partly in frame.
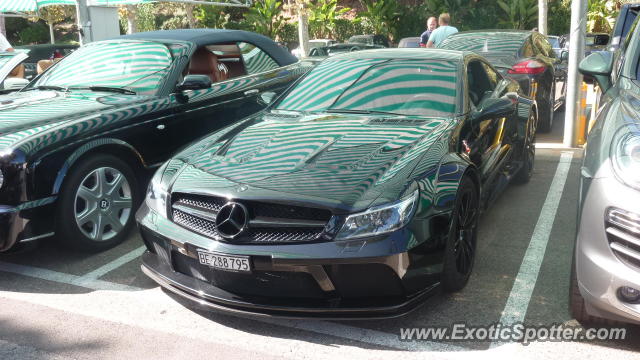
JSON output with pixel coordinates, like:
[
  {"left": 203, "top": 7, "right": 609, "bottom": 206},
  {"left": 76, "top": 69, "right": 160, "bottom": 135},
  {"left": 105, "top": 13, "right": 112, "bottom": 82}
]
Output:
[
  {"left": 75, "top": 0, "right": 92, "bottom": 45},
  {"left": 538, "top": 0, "right": 548, "bottom": 34},
  {"left": 563, "top": 0, "right": 587, "bottom": 148},
  {"left": 297, "top": 8, "right": 309, "bottom": 58}
]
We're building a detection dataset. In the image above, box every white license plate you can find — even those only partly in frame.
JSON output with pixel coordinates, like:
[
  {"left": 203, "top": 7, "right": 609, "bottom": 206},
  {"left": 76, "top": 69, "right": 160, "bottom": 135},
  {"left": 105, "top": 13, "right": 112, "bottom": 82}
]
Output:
[{"left": 197, "top": 251, "right": 251, "bottom": 273}]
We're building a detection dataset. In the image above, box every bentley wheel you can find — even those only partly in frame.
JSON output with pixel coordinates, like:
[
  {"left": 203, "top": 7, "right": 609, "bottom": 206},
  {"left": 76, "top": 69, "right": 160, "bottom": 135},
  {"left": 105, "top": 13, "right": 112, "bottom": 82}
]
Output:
[
  {"left": 442, "top": 176, "right": 479, "bottom": 292},
  {"left": 514, "top": 111, "right": 537, "bottom": 184},
  {"left": 57, "top": 154, "right": 139, "bottom": 252}
]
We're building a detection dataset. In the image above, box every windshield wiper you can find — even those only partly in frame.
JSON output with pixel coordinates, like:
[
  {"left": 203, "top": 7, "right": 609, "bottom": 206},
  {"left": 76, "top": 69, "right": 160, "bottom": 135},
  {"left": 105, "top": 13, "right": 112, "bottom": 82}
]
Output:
[
  {"left": 325, "top": 109, "right": 405, "bottom": 116},
  {"left": 23, "top": 85, "right": 68, "bottom": 92},
  {"left": 83, "top": 86, "right": 136, "bottom": 95}
]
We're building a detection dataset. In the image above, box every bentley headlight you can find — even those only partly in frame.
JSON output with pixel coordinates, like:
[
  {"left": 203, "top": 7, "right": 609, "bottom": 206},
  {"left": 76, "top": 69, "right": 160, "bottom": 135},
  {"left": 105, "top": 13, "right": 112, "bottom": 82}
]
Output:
[
  {"left": 146, "top": 163, "right": 169, "bottom": 218},
  {"left": 612, "top": 132, "right": 640, "bottom": 190},
  {"left": 336, "top": 190, "right": 418, "bottom": 240}
]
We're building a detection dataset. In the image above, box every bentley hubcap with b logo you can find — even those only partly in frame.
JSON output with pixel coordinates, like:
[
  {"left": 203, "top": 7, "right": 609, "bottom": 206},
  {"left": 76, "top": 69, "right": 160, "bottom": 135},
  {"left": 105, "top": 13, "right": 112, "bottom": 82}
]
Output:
[{"left": 215, "top": 202, "right": 249, "bottom": 239}]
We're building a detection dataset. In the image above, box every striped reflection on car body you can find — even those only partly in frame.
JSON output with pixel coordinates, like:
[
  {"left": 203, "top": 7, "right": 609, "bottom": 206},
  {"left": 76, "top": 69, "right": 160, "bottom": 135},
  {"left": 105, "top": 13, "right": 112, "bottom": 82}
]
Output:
[
  {"left": 37, "top": 41, "right": 172, "bottom": 94},
  {"left": 238, "top": 42, "right": 279, "bottom": 74},
  {"left": 278, "top": 59, "right": 458, "bottom": 117},
  {"left": 182, "top": 119, "right": 450, "bottom": 203},
  {"left": 332, "top": 60, "right": 458, "bottom": 117},
  {"left": 438, "top": 32, "right": 528, "bottom": 54},
  {"left": 277, "top": 59, "right": 387, "bottom": 111}
]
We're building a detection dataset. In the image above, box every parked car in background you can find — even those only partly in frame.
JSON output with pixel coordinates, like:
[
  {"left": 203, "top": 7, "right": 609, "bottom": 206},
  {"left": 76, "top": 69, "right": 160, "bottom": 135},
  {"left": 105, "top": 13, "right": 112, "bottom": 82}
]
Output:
[
  {"left": 0, "top": 29, "right": 313, "bottom": 253},
  {"left": 137, "top": 48, "right": 537, "bottom": 318},
  {"left": 439, "top": 30, "right": 564, "bottom": 132},
  {"left": 398, "top": 37, "right": 422, "bottom": 48},
  {"left": 609, "top": 3, "right": 639, "bottom": 51},
  {"left": 15, "top": 44, "right": 78, "bottom": 80},
  {"left": 572, "top": 15, "right": 640, "bottom": 326},
  {"left": 309, "top": 43, "right": 381, "bottom": 57},
  {"left": 0, "top": 50, "right": 30, "bottom": 93},
  {"left": 547, "top": 35, "right": 565, "bottom": 58},
  {"left": 291, "top": 39, "right": 337, "bottom": 58},
  {"left": 347, "top": 34, "right": 390, "bottom": 48},
  {"left": 563, "top": 33, "right": 610, "bottom": 57}
]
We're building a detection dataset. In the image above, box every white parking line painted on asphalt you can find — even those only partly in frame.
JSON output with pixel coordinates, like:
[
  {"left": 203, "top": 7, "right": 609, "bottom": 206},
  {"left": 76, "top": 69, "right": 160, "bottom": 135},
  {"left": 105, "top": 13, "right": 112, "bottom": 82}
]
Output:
[
  {"left": 0, "top": 288, "right": 485, "bottom": 359},
  {"left": 0, "top": 260, "right": 467, "bottom": 354},
  {"left": 496, "top": 151, "right": 574, "bottom": 329},
  {"left": 78, "top": 246, "right": 146, "bottom": 281},
  {"left": 0, "top": 261, "right": 139, "bottom": 292}
]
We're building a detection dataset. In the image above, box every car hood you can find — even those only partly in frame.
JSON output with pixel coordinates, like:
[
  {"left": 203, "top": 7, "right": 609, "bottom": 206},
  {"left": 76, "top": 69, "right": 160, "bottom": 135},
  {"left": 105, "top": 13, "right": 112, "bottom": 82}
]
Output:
[
  {"left": 170, "top": 112, "right": 452, "bottom": 212},
  {"left": 0, "top": 90, "right": 152, "bottom": 152}
]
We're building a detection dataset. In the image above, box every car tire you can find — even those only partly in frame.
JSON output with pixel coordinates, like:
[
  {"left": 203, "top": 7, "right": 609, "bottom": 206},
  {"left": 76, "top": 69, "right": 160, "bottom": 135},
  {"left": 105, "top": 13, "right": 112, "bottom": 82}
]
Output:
[
  {"left": 56, "top": 154, "right": 140, "bottom": 252},
  {"left": 442, "top": 176, "right": 479, "bottom": 292},
  {"left": 514, "top": 110, "right": 537, "bottom": 184},
  {"left": 537, "top": 83, "right": 555, "bottom": 133}
]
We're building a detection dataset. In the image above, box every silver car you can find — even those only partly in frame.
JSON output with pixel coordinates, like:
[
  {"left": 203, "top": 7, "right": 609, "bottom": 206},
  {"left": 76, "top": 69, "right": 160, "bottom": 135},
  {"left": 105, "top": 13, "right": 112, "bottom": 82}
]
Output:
[{"left": 573, "top": 16, "right": 640, "bottom": 324}]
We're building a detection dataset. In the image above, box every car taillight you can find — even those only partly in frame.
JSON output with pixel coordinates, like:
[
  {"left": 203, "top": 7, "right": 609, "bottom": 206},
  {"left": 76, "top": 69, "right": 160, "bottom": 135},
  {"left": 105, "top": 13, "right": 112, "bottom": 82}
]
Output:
[{"left": 508, "top": 60, "right": 545, "bottom": 74}]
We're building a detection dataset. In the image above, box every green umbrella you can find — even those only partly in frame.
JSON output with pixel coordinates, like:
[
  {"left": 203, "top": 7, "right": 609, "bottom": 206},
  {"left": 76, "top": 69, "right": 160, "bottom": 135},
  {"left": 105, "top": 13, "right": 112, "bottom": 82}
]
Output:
[{"left": 0, "top": 0, "right": 76, "bottom": 13}]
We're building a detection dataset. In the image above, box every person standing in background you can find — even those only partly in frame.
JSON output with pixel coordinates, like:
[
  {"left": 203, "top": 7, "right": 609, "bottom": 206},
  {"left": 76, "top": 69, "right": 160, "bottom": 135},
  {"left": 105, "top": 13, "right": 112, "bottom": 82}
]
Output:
[
  {"left": 426, "top": 13, "right": 458, "bottom": 48},
  {"left": 420, "top": 17, "right": 438, "bottom": 47},
  {"left": 0, "top": 32, "right": 13, "bottom": 52}
]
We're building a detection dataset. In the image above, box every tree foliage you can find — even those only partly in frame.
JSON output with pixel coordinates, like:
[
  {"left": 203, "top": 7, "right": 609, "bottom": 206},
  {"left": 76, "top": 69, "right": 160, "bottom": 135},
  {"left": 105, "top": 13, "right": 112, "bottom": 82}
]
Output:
[
  {"left": 245, "top": 0, "right": 288, "bottom": 38},
  {"left": 497, "top": 0, "right": 538, "bottom": 30},
  {"left": 307, "top": 0, "right": 350, "bottom": 38},
  {"left": 358, "top": 0, "right": 401, "bottom": 41}
]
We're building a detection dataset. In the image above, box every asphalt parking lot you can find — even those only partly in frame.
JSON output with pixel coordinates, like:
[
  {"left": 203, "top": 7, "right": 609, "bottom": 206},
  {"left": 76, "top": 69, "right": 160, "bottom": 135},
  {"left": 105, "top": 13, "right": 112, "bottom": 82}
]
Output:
[{"left": 0, "top": 110, "right": 638, "bottom": 359}]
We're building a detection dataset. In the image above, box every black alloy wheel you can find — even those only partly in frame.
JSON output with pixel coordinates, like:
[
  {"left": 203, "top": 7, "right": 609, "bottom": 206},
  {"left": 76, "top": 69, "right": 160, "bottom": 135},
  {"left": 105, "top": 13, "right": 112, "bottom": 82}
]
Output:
[
  {"left": 538, "top": 82, "right": 555, "bottom": 133},
  {"left": 514, "top": 110, "right": 537, "bottom": 184},
  {"left": 442, "top": 176, "right": 480, "bottom": 292}
]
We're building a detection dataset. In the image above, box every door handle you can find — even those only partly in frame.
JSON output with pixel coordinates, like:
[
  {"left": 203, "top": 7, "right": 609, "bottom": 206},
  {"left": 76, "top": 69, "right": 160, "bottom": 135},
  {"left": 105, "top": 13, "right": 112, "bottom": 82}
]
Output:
[
  {"left": 244, "top": 89, "right": 259, "bottom": 96},
  {"left": 157, "top": 124, "right": 165, "bottom": 130}
]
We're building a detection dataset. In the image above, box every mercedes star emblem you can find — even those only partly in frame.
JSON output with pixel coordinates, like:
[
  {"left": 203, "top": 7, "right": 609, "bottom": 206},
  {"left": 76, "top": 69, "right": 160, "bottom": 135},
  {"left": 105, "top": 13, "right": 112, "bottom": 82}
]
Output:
[{"left": 215, "top": 202, "right": 249, "bottom": 239}]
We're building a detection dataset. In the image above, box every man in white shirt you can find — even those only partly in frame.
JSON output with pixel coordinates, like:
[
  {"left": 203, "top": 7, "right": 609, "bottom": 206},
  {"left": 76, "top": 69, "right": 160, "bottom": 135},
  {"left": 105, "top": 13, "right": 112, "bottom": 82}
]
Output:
[
  {"left": 0, "top": 33, "right": 14, "bottom": 52},
  {"left": 426, "top": 13, "right": 458, "bottom": 48}
]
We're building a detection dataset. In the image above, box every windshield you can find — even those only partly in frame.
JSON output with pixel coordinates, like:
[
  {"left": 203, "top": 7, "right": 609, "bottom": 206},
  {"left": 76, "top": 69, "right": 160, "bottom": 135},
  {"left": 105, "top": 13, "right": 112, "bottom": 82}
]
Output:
[
  {"left": 276, "top": 58, "right": 458, "bottom": 117},
  {"left": 548, "top": 37, "right": 560, "bottom": 48},
  {"left": 33, "top": 40, "right": 173, "bottom": 95},
  {"left": 0, "top": 54, "right": 17, "bottom": 69},
  {"left": 439, "top": 35, "right": 525, "bottom": 55}
]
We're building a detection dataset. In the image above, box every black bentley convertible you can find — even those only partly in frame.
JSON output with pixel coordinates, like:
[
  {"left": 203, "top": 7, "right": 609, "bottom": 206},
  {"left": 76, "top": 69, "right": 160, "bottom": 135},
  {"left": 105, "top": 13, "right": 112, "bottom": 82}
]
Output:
[
  {"left": 0, "top": 29, "right": 313, "bottom": 252},
  {"left": 137, "top": 49, "right": 537, "bottom": 318}
]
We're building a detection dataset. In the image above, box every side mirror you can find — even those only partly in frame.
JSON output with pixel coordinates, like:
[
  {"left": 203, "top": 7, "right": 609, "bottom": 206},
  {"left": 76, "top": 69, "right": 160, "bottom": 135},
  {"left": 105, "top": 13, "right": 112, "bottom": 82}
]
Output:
[
  {"left": 560, "top": 50, "right": 569, "bottom": 62},
  {"left": 176, "top": 74, "right": 212, "bottom": 92},
  {"left": 259, "top": 91, "right": 276, "bottom": 106},
  {"left": 579, "top": 51, "right": 614, "bottom": 92},
  {"left": 2, "top": 77, "right": 29, "bottom": 91},
  {"left": 472, "top": 97, "right": 514, "bottom": 123}
]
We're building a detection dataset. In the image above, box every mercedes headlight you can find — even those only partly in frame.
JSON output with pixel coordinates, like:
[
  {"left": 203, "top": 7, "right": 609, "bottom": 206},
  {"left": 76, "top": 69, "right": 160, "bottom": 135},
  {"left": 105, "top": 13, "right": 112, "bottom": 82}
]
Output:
[
  {"left": 146, "top": 163, "right": 169, "bottom": 218},
  {"left": 335, "top": 190, "right": 419, "bottom": 240},
  {"left": 612, "top": 132, "right": 640, "bottom": 190}
]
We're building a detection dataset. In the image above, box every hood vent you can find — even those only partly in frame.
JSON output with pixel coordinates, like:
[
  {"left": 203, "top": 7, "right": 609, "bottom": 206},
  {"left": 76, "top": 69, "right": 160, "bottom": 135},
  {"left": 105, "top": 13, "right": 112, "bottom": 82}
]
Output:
[{"left": 368, "top": 118, "right": 428, "bottom": 126}]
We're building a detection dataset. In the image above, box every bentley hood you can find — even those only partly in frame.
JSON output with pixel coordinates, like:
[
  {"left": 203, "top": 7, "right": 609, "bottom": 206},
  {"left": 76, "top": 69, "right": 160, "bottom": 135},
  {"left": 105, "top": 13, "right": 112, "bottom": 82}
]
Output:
[
  {"left": 0, "top": 90, "right": 156, "bottom": 152},
  {"left": 170, "top": 112, "right": 452, "bottom": 211}
]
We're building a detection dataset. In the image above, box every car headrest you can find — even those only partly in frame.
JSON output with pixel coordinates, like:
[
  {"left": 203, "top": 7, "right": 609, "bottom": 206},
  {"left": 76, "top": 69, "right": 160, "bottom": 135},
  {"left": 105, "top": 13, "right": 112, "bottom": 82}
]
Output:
[{"left": 189, "top": 48, "right": 229, "bottom": 83}]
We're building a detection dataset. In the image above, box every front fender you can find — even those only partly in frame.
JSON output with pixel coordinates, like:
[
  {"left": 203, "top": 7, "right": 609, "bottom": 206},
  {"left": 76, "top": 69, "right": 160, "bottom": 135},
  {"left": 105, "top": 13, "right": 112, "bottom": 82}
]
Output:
[{"left": 42, "top": 138, "right": 145, "bottom": 196}]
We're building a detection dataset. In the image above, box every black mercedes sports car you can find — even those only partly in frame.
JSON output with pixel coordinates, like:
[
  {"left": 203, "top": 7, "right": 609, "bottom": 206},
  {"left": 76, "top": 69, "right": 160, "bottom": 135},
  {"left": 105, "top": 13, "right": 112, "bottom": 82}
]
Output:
[
  {"left": 0, "top": 29, "right": 313, "bottom": 252},
  {"left": 137, "top": 49, "right": 537, "bottom": 318},
  {"left": 438, "top": 30, "right": 565, "bottom": 133}
]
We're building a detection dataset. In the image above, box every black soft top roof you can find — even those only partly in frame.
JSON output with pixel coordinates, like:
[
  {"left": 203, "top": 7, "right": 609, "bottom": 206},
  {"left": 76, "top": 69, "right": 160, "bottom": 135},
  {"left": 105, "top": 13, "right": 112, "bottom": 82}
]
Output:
[{"left": 119, "top": 29, "right": 297, "bottom": 66}]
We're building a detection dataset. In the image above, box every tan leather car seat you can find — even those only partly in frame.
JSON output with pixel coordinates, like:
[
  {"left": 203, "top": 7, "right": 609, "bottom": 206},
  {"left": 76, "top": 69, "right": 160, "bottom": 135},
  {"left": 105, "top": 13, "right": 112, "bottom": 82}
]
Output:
[
  {"left": 9, "top": 64, "right": 24, "bottom": 78},
  {"left": 189, "top": 48, "right": 229, "bottom": 83}
]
